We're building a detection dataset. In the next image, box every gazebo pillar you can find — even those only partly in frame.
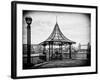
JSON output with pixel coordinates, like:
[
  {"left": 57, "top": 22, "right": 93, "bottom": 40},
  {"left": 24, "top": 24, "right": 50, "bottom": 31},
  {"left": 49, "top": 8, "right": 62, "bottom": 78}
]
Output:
[
  {"left": 43, "top": 44, "right": 46, "bottom": 53},
  {"left": 61, "top": 44, "right": 63, "bottom": 59},
  {"left": 59, "top": 43, "right": 63, "bottom": 59},
  {"left": 49, "top": 42, "right": 51, "bottom": 61},
  {"left": 43, "top": 44, "right": 46, "bottom": 61},
  {"left": 59, "top": 44, "right": 60, "bottom": 53},
  {"left": 69, "top": 43, "right": 72, "bottom": 59},
  {"left": 59, "top": 44, "right": 60, "bottom": 59},
  {"left": 51, "top": 42, "right": 53, "bottom": 60}
]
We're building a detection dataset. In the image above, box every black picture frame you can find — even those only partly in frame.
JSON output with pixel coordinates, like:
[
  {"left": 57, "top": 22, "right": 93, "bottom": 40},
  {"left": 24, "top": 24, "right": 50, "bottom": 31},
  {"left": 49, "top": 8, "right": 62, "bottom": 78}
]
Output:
[{"left": 11, "top": 1, "right": 98, "bottom": 79}]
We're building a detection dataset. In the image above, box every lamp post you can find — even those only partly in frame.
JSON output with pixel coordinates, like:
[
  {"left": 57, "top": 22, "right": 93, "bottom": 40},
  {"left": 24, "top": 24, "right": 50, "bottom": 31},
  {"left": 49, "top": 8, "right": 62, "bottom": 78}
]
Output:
[{"left": 25, "top": 17, "right": 32, "bottom": 67}]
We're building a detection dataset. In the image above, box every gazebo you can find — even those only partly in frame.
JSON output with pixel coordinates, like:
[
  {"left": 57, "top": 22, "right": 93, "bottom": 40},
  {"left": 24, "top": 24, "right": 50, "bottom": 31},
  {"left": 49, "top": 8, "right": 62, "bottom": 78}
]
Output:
[{"left": 39, "top": 21, "right": 75, "bottom": 61}]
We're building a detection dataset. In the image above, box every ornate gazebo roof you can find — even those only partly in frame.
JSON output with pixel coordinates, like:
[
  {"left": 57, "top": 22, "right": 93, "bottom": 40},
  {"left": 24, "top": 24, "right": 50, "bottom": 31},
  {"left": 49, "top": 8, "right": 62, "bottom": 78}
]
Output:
[{"left": 40, "top": 22, "right": 75, "bottom": 45}]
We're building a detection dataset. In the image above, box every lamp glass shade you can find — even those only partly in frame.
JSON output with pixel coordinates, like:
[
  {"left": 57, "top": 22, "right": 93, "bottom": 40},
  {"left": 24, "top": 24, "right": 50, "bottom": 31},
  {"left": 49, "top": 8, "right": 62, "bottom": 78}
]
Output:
[{"left": 25, "top": 17, "right": 32, "bottom": 25}]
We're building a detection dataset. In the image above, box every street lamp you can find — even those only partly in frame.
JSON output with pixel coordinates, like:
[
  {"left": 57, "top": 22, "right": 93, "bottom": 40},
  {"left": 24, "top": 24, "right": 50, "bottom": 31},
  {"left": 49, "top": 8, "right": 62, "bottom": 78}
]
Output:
[
  {"left": 25, "top": 17, "right": 32, "bottom": 67},
  {"left": 25, "top": 17, "right": 32, "bottom": 25}
]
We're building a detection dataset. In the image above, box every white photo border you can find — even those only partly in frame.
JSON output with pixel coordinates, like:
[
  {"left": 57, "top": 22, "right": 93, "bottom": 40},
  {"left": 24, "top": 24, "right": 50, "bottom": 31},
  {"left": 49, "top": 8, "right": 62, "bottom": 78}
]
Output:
[{"left": 11, "top": 1, "right": 98, "bottom": 79}]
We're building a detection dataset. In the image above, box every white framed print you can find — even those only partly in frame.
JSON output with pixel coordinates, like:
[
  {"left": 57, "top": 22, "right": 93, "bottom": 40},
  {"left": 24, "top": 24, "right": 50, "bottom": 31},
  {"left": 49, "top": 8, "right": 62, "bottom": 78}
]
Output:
[{"left": 11, "top": 1, "right": 98, "bottom": 79}]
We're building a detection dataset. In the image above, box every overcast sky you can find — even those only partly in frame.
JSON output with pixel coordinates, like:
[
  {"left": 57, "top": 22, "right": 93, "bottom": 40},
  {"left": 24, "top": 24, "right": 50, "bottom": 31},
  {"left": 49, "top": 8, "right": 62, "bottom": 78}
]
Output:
[{"left": 23, "top": 11, "right": 91, "bottom": 47}]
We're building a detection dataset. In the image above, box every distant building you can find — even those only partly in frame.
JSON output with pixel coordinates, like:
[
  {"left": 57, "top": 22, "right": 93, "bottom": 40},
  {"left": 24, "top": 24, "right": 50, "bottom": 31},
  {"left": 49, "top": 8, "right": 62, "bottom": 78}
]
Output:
[
  {"left": 78, "top": 43, "right": 89, "bottom": 53},
  {"left": 75, "top": 43, "right": 91, "bottom": 59}
]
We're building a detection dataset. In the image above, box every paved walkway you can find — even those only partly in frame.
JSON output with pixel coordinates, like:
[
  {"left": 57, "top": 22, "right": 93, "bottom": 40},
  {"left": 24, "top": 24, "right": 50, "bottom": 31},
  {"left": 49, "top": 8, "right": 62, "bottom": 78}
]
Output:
[{"left": 36, "top": 59, "right": 89, "bottom": 68}]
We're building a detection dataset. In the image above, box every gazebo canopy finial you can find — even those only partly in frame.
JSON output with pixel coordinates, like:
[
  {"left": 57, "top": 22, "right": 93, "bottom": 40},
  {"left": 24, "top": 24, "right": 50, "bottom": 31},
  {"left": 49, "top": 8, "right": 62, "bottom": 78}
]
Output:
[{"left": 56, "top": 16, "right": 57, "bottom": 23}]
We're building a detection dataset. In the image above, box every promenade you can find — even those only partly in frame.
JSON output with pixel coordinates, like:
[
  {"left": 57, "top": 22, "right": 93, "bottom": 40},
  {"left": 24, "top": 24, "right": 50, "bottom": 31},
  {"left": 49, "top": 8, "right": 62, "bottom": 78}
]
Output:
[{"left": 33, "top": 59, "right": 90, "bottom": 69}]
